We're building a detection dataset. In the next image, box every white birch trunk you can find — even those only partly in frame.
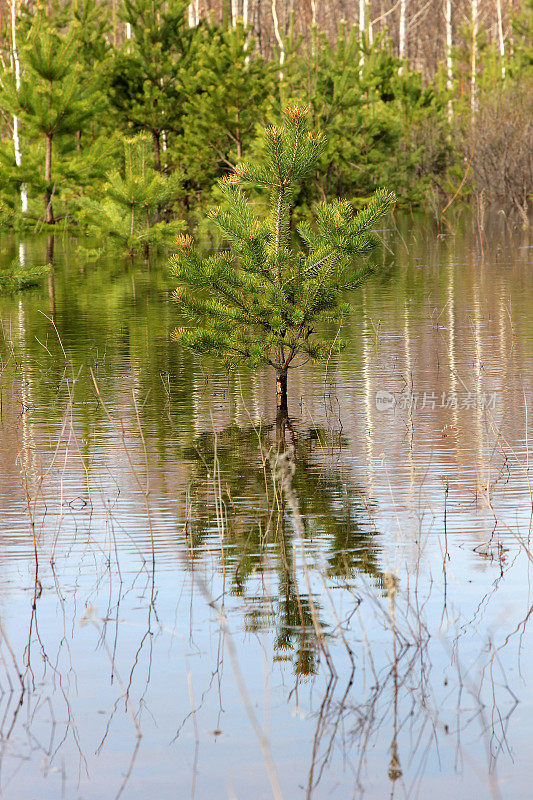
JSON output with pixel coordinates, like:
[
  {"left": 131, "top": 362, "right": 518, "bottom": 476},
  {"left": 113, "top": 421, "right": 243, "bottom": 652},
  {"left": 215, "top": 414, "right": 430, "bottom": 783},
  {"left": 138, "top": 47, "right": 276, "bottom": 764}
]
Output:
[
  {"left": 399, "top": 0, "right": 407, "bottom": 70},
  {"left": 271, "top": 0, "right": 285, "bottom": 78},
  {"left": 188, "top": 2, "right": 199, "bottom": 27},
  {"left": 10, "top": 0, "right": 28, "bottom": 214},
  {"left": 243, "top": 0, "right": 248, "bottom": 27},
  {"left": 125, "top": 21, "right": 132, "bottom": 38},
  {"left": 471, "top": 0, "right": 478, "bottom": 114},
  {"left": 496, "top": 0, "right": 505, "bottom": 79},
  {"left": 231, "top": 0, "right": 238, "bottom": 26},
  {"left": 444, "top": 0, "right": 453, "bottom": 120},
  {"left": 359, "top": 0, "right": 366, "bottom": 68}
]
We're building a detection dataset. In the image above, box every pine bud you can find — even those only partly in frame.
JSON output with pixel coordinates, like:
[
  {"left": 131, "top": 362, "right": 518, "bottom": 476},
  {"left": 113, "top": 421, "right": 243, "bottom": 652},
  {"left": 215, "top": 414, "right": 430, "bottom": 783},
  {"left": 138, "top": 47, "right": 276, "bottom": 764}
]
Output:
[
  {"left": 285, "top": 105, "right": 309, "bottom": 120},
  {"left": 174, "top": 234, "right": 193, "bottom": 250}
]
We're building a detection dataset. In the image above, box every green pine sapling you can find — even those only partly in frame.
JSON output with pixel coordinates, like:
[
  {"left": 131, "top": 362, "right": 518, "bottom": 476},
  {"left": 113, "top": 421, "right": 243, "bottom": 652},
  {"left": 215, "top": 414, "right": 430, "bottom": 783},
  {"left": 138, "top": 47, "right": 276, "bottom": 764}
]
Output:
[
  {"left": 0, "top": 19, "right": 94, "bottom": 224},
  {"left": 171, "top": 106, "right": 395, "bottom": 413}
]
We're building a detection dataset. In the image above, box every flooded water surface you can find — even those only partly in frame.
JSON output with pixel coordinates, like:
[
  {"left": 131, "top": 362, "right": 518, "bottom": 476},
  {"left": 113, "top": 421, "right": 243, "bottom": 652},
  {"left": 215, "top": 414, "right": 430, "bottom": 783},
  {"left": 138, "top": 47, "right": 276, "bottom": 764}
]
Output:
[{"left": 0, "top": 216, "right": 532, "bottom": 799}]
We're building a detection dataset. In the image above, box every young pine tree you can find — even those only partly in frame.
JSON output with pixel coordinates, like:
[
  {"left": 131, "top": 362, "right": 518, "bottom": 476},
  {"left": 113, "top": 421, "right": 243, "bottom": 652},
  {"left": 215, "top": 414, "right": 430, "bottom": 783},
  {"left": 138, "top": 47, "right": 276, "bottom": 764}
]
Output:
[
  {"left": 0, "top": 18, "right": 94, "bottom": 224},
  {"left": 180, "top": 21, "right": 276, "bottom": 174},
  {"left": 80, "top": 135, "right": 183, "bottom": 255},
  {"left": 171, "top": 107, "right": 395, "bottom": 413},
  {"left": 107, "top": 0, "right": 196, "bottom": 170}
]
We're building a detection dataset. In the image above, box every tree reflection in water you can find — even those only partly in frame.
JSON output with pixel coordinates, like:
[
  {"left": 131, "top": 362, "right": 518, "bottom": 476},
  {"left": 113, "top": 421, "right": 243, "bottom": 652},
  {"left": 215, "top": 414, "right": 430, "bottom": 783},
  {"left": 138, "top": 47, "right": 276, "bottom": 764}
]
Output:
[
  {"left": 1, "top": 217, "right": 532, "bottom": 797},
  {"left": 180, "top": 414, "right": 383, "bottom": 677}
]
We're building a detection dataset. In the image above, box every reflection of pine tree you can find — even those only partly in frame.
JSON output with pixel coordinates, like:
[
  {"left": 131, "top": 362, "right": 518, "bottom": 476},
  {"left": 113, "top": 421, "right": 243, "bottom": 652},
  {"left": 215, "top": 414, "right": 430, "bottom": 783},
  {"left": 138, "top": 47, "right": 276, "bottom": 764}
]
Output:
[
  {"left": 181, "top": 422, "right": 382, "bottom": 675},
  {"left": 80, "top": 135, "right": 183, "bottom": 255},
  {"left": 0, "top": 260, "right": 50, "bottom": 292}
]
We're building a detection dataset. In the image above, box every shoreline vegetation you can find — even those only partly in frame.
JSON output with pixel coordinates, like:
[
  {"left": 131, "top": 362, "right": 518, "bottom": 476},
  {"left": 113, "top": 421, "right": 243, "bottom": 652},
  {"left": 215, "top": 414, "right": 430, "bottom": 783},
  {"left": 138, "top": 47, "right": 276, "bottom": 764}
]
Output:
[{"left": 0, "top": 0, "right": 530, "bottom": 249}]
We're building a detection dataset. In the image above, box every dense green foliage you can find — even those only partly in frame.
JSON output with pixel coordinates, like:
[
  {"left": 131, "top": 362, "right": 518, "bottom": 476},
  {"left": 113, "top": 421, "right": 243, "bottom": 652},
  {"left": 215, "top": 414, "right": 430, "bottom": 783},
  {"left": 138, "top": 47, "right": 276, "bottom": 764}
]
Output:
[
  {"left": 79, "top": 134, "right": 183, "bottom": 253},
  {"left": 170, "top": 107, "right": 395, "bottom": 407},
  {"left": 0, "top": 0, "right": 530, "bottom": 240}
]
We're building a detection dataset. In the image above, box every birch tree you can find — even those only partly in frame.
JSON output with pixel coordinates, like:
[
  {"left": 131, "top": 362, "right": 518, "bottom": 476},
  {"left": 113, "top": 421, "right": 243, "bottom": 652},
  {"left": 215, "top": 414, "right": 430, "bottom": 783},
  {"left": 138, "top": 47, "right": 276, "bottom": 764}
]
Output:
[
  {"left": 471, "top": 0, "right": 479, "bottom": 114},
  {"left": 444, "top": 0, "right": 453, "bottom": 120},
  {"left": 399, "top": 0, "right": 407, "bottom": 68},
  {"left": 271, "top": 0, "right": 285, "bottom": 78},
  {"left": 9, "top": 0, "right": 28, "bottom": 213},
  {"left": 359, "top": 0, "right": 366, "bottom": 68},
  {"left": 496, "top": 0, "right": 505, "bottom": 79}
]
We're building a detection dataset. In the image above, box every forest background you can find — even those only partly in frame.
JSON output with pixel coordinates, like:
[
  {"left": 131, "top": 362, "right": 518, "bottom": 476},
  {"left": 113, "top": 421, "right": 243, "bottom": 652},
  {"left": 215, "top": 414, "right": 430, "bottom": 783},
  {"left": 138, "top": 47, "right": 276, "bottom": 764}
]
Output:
[{"left": 0, "top": 0, "right": 531, "bottom": 249}]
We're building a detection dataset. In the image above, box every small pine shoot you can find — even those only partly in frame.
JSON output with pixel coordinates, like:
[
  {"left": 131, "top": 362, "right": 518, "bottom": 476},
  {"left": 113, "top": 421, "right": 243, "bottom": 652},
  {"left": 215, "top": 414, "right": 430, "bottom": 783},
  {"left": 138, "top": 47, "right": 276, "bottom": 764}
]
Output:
[
  {"left": 0, "top": 260, "right": 50, "bottom": 292},
  {"left": 170, "top": 106, "right": 395, "bottom": 411}
]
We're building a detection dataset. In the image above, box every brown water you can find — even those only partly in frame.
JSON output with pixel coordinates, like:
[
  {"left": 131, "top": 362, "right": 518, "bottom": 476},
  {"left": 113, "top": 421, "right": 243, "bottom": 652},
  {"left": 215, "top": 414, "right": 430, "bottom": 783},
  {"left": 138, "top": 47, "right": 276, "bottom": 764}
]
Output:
[{"left": 0, "top": 215, "right": 532, "bottom": 799}]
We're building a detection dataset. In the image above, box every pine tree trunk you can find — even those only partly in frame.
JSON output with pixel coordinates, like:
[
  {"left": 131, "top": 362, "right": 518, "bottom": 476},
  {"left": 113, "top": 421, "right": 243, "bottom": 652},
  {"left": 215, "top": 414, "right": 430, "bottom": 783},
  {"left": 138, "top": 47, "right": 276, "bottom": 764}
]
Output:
[
  {"left": 44, "top": 134, "right": 54, "bottom": 224},
  {"left": 276, "top": 371, "right": 288, "bottom": 413},
  {"left": 152, "top": 130, "right": 161, "bottom": 171},
  {"left": 275, "top": 405, "right": 289, "bottom": 451},
  {"left": 46, "top": 233, "right": 54, "bottom": 264}
]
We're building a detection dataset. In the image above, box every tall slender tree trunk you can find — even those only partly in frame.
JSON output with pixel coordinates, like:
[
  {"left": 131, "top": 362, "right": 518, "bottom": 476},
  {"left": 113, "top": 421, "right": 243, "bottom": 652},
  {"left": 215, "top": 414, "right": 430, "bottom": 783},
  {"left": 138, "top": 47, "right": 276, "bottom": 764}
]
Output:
[
  {"left": 243, "top": 0, "right": 248, "bottom": 27},
  {"left": 359, "top": 0, "right": 366, "bottom": 69},
  {"left": 399, "top": 0, "right": 407, "bottom": 70},
  {"left": 44, "top": 134, "right": 54, "bottom": 224},
  {"left": 271, "top": 0, "right": 285, "bottom": 79},
  {"left": 496, "top": 0, "right": 505, "bottom": 79},
  {"left": 10, "top": 0, "right": 28, "bottom": 214},
  {"left": 188, "top": 1, "right": 199, "bottom": 26},
  {"left": 444, "top": 0, "right": 453, "bottom": 121},
  {"left": 152, "top": 130, "right": 161, "bottom": 171},
  {"left": 471, "top": 0, "right": 479, "bottom": 115}
]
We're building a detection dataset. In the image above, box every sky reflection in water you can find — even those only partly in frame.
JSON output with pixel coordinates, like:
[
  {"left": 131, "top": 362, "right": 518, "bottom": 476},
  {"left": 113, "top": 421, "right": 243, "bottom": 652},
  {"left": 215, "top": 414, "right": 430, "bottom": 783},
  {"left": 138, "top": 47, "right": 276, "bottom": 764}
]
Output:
[{"left": 0, "top": 216, "right": 532, "bottom": 799}]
